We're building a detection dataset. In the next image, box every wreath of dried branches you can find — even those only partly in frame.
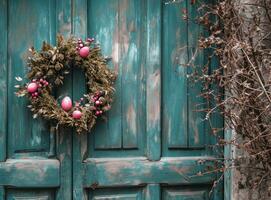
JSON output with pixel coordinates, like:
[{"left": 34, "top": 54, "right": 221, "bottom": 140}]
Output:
[{"left": 16, "top": 35, "right": 117, "bottom": 133}]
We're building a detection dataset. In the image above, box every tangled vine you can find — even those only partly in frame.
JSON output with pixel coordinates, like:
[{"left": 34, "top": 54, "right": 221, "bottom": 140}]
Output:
[
  {"left": 185, "top": 0, "right": 271, "bottom": 197},
  {"left": 16, "top": 35, "right": 117, "bottom": 133}
]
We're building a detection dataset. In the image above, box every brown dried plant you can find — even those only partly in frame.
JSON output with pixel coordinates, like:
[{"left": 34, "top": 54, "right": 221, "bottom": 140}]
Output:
[{"left": 186, "top": 0, "right": 271, "bottom": 195}]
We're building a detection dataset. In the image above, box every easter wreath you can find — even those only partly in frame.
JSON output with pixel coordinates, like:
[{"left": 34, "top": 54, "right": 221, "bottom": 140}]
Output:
[{"left": 15, "top": 35, "right": 117, "bottom": 133}]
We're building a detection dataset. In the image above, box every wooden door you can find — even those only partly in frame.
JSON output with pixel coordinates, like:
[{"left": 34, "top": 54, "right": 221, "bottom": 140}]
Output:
[
  {"left": 0, "top": 0, "right": 223, "bottom": 200},
  {"left": 73, "top": 0, "right": 223, "bottom": 199},
  {"left": 0, "top": 0, "right": 73, "bottom": 199}
]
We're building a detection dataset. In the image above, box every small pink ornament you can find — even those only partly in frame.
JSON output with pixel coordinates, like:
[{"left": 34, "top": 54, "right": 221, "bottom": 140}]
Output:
[
  {"left": 61, "top": 96, "right": 72, "bottom": 111},
  {"left": 79, "top": 46, "right": 89, "bottom": 58},
  {"left": 27, "top": 82, "right": 38, "bottom": 93},
  {"left": 72, "top": 110, "right": 82, "bottom": 119}
]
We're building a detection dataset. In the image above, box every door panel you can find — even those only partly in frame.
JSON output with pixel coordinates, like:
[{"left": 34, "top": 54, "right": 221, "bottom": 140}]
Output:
[
  {"left": 6, "top": 189, "right": 55, "bottom": 200},
  {"left": 74, "top": 1, "right": 222, "bottom": 200},
  {"left": 89, "top": 188, "right": 144, "bottom": 200},
  {"left": 7, "top": 0, "right": 55, "bottom": 159},
  {"left": 162, "top": 187, "right": 209, "bottom": 200},
  {"left": 88, "top": 0, "right": 146, "bottom": 154},
  {"left": 1, "top": 0, "right": 222, "bottom": 200},
  {"left": 0, "top": 0, "right": 72, "bottom": 199},
  {"left": 162, "top": 1, "right": 207, "bottom": 157}
]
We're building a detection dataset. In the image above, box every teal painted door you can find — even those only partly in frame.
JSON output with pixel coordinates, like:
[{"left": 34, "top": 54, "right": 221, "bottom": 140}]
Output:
[{"left": 0, "top": 0, "right": 223, "bottom": 200}]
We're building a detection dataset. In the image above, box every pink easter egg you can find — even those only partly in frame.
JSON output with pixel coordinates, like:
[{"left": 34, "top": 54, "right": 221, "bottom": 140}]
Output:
[
  {"left": 79, "top": 46, "right": 89, "bottom": 58},
  {"left": 72, "top": 110, "right": 82, "bottom": 119},
  {"left": 27, "top": 82, "right": 38, "bottom": 93},
  {"left": 61, "top": 96, "right": 72, "bottom": 111}
]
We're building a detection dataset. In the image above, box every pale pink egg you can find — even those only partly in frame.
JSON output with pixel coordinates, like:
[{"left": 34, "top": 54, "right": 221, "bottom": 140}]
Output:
[
  {"left": 27, "top": 82, "right": 38, "bottom": 93},
  {"left": 61, "top": 96, "right": 72, "bottom": 111},
  {"left": 72, "top": 110, "right": 82, "bottom": 119},
  {"left": 79, "top": 46, "right": 89, "bottom": 58}
]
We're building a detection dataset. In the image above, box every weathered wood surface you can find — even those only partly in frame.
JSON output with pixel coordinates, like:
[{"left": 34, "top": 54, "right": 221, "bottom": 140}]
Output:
[
  {"left": 84, "top": 157, "right": 217, "bottom": 187},
  {"left": 72, "top": 0, "right": 88, "bottom": 199},
  {"left": 162, "top": 0, "right": 189, "bottom": 150},
  {"left": 0, "top": 159, "right": 59, "bottom": 187},
  {"left": 55, "top": 0, "right": 73, "bottom": 198},
  {"left": 0, "top": 0, "right": 223, "bottom": 199},
  {"left": 0, "top": 0, "right": 71, "bottom": 199},
  {"left": 146, "top": 0, "right": 162, "bottom": 161},
  {"left": 0, "top": 0, "right": 7, "bottom": 163}
]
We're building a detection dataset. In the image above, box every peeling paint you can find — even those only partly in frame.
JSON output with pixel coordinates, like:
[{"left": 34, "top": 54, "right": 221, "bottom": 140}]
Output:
[{"left": 126, "top": 104, "right": 137, "bottom": 136}]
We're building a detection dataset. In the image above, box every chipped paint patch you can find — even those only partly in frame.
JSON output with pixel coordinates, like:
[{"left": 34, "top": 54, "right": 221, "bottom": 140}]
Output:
[{"left": 126, "top": 104, "right": 137, "bottom": 135}]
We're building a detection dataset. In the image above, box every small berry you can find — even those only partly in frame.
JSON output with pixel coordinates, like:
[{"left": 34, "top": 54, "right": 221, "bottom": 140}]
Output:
[
  {"left": 95, "top": 111, "right": 100, "bottom": 116},
  {"left": 95, "top": 100, "right": 100, "bottom": 105},
  {"left": 79, "top": 44, "right": 83, "bottom": 48}
]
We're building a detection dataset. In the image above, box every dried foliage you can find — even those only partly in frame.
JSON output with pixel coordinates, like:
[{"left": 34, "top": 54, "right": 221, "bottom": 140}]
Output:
[
  {"left": 188, "top": 0, "right": 271, "bottom": 194},
  {"left": 16, "top": 35, "right": 117, "bottom": 133}
]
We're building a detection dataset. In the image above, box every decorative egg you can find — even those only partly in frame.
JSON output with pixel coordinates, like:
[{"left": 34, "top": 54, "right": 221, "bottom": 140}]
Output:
[
  {"left": 61, "top": 96, "right": 72, "bottom": 111},
  {"left": 79, "top": 46, "right": 89, "bottom": 58},
  {"left": 72, "top": 110, "right": 82, "bottom": 119},
  {"left": 27, "top": 82, "right": 38, "bottom": 93}
]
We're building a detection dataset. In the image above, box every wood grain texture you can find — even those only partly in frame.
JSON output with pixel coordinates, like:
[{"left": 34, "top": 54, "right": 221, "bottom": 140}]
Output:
[
  {"left": 0, "top": 186, "right": 4, "bottom": 200},
  {"left": 72, "top": 0, "right": 88, "bottom": 199},
  {"left": 6, "top": 189, "right": 55, "bottom": 200},
  {"left": 0, "top": 1, "right": 224, "bottom": 199},
  {"left": 89, "top": 188, "right": 143, "bottom": 200},
  {"left": 144, "top": 184, "right": 161, "bottom": 200},
  {"left": 88, "top": 0, "right": 122, "bottom": 150},
  {"left": 0, "top": 159, "right": 59, "bottom": 187},
  {"left": 162, "top": 0, "right": 189, "bottom": 150},
  {"left": 87, "top": 0, "right": 146, "bottom": 157},
  {"left": 84, "top": 157, "right": 217, "bottom": 187},
  {"left": 146, "top": 0, "right": 162, "bottom": 161},
  {"left": 162, "top": 187, "right": 208, "bottom": 200},
  {"left": 7, "top": 0, "right": 53, "bottom": 159},
  {"left": 187, "top": 0, "right": 205, "bottom": 148},
  {"left": 55, "top": 0, "right": 72, "bottom": 199},
  {"left": 0, "top": 0, "right": 7, "bottom": 162}
]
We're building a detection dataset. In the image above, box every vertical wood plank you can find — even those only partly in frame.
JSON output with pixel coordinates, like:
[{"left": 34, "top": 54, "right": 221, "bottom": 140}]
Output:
[
  {"left": 144, "top": 184, "right": 160, "bottom": 200},
  {"left": 88, "top": 0, "right": 122, "bottom": 150},
  {"left": 120, "top": 0, "right": 145, "bottom": 149},
  {"left": 162, "top": 0, "right": 189, "bottom": 150},
  {"left": 72, "top": 0, "right": 88, "bottom": 199},
  {"left": 7, "top": 0, "right": 53, "bottom": 158},
  {"left": 0, "top": 186, "right": 4, "bottom": 200},
  {"left": 55, "top": 0, "right": 72, "bottom": 199},
  {"left": 187, "top": 0, "right": 205, "bottom": 148},
  {"left": 0, "top": 0, "right": 7, "bottom": 162},
  {"left": 146, "top": 0, "right": 162, "bottom": 161}
]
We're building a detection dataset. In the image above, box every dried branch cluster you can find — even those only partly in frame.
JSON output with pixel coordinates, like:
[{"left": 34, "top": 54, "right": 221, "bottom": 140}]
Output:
[{"left": 191, "top": 0, "right": 271, "bottom": 192}]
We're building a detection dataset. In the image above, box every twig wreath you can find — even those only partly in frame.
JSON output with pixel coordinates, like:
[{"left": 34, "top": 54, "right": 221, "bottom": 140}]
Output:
[{"left": 15, "top": 35, "right": 117, "bottom": 133}]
